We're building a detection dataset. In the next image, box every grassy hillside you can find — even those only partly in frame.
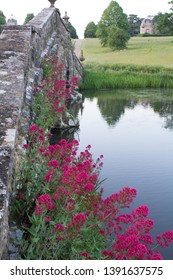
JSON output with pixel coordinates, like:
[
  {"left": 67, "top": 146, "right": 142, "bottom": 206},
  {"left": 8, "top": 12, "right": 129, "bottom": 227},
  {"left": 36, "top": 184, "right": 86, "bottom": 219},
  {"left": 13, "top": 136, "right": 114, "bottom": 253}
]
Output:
[
  {"left": 81, "top": 37, "right": 173, "bottom": 67},
  {"left": 76, "top": 37, "right": 173, "bottom": 89}
]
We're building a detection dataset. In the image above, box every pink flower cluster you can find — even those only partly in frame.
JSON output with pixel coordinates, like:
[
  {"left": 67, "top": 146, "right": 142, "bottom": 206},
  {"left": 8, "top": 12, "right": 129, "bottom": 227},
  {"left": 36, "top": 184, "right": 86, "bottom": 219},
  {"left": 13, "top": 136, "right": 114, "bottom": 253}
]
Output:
[
  {"left": 34, "top": 194, "right": 54, "bottom": 215},
  {"left": 71, "top": 213, "right": 87, "bottom": 228},
  {"left": 54, "top": 223, "right": 65, "bottom": 232},
  {"left": 30, "top": 129, "right": 173, "bottom": 259},
  {"left": 156, "top": 231, "right": 173, "bottom": 248},
  {"left": 31, "top": 132, "right": 173, "bottom": 259}
]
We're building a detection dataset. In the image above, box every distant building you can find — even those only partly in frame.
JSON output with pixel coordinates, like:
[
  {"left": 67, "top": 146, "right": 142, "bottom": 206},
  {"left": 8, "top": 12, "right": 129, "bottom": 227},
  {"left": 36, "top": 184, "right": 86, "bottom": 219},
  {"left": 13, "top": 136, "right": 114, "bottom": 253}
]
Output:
[
  {"left": 140, "top": 16, "right": 156, "bottom": 34},
  {"left": 7, "top": 15, "right": 17, "bottom": 25}
]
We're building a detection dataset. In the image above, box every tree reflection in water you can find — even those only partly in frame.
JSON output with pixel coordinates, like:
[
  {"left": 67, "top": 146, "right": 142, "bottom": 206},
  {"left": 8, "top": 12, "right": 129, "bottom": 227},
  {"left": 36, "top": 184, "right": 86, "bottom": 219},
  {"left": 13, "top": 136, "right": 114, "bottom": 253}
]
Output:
[{"left": 84, "top": 89, "right": 173, "bottom": 130}]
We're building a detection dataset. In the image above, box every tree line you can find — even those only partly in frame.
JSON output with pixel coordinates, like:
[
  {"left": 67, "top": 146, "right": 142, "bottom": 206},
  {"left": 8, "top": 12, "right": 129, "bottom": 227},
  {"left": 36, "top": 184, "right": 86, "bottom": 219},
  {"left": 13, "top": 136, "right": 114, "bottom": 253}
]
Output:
[
  {"left": 1, "top": 1, "right": 173, "bottom": 49},
  {"left": 84, "top": 0, "right": 173, "bottom": 50}
]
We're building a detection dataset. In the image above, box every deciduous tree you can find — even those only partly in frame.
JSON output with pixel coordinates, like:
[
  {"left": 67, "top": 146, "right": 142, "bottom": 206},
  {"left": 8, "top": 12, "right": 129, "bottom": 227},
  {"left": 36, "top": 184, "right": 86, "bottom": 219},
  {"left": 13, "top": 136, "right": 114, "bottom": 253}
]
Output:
[
  {"left": 108, "top": 25, "right": 130, "bottom": 50},
  {"left": 0, "top": 10, "right": 6, "bottom": 25},
  {"left": 128, "top": 14, "right": 142, "bottom": 36},
  {"left": 24, "top": 13, "right": 34, "bottom": 24},
  {"left": 153, "top": 12, "right": 173, "bottom": 35},
  {"left": 96, "top": 0, "right": 130, "bottom": 50},
  {"left": 84, "top": 21, "right": 97, "bottom": 38},
  {"left": 67, "top": 22, "right": 78, "bottom": 39}
]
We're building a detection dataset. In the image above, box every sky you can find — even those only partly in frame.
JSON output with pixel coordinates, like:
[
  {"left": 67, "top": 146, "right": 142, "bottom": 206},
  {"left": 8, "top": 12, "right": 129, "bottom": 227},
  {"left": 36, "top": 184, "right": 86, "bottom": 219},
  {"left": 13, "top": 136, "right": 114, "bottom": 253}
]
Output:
[{"left": 0, "top": 0, "right": 171, "bottom": 38}]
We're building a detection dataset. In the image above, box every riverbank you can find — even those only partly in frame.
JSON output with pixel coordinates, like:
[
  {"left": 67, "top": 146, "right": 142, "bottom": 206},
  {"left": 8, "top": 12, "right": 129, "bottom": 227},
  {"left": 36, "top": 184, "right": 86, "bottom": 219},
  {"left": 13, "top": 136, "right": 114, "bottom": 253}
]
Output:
[
  {"left": 80, "top": 63, "right": 173, "bottom": 90},
  {"left": 79, "top": 37, "right": 173, "bottom": 90}
]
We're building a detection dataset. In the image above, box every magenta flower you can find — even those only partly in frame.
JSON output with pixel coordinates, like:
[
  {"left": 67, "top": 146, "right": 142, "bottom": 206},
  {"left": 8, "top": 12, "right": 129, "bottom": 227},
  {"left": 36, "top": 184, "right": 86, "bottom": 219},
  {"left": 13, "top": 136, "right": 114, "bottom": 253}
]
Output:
[
  {"left": 53, "top": 193, "right": 60, "bottom": 201},
  {"left": 39, "top": 135, "right": 45, "bottom": 142},
  {"left": 29, "top": 125, "right": 39, "bottom": 133},
  {"left": 85, "top": 183, "right": 95, "bottom": 192},
  {"left": 48, "top": 160, "right": 59, "bottom": 169},
  {"left": 89, "top": 174, "right": 98, "bottom": 185},
  {"left": 23, "top": 144, "right": 29, "bottom": 149},
  {"left": 99, "top": 230, "right": 106, "bottom": 236},
  {"left": 44, "top": 216, "right": 51, "bottom": 223},
  {"left": 55, "top": 105, "right": 65, "bottom": 113},
  {"left": 38, "top": 147, "right": 45, "bottom": 153},
  {"left": 34, "top": 205, "right": 44, "bottom": 216},
  {"left": 72, "top": 213, "right": 87, "bottom": 227},
  {"left": 54, "top": 224, "right": 64, "bottom": 232},
  {"left": 102, "top": 250, "right": 114, "bottom": 258},
  {"left": 132, "top": 205, "right": 149, "bottom": 219},
  {"left": 37, "top": 194, "right": 53, "bottom": 211},
  {"left": 47, "top": 133, "right": 53, "bottom": 137},
  {"left": 81, "top": 251, "right": 90, "bottom": 258},
  {"left": 157, "top": 231, "right": 173, "bottom": 248},
  {"left": 39, "top": 128, "right": 45, "bottom": 134}
]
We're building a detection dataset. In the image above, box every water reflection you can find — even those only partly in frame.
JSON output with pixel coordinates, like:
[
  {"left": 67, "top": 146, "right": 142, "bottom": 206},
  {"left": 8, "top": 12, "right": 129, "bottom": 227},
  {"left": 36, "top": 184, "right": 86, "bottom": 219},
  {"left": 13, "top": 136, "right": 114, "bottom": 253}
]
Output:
[
  {"left": 98, "top": 96, "right": 135, "bottom": 127},
  {"left": 151, "top": 101, "right": 173, "bottom": 130},
  {"left": 50, "top": 89, "right": 173, "bottom": 259},
  {"left": 84, "top": 89, "right": 173, "bottom": 130},
  {"left": 75, "top": 89, "right": 173, "bottom": 260}
]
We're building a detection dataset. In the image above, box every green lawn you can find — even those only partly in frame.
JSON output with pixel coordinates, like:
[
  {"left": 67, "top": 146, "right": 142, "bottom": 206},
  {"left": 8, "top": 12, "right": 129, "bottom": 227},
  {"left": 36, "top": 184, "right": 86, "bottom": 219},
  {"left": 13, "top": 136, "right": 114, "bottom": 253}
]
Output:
[{"left": 81, "top": 37, "right": 173, "bottom": 67}]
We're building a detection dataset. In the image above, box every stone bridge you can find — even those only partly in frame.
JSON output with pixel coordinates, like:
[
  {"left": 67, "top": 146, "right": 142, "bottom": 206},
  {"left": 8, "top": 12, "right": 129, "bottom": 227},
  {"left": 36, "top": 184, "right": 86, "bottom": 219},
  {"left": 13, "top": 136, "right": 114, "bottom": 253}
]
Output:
[{"left": 0, "top": 7, "right": 83, "bottom": 259}]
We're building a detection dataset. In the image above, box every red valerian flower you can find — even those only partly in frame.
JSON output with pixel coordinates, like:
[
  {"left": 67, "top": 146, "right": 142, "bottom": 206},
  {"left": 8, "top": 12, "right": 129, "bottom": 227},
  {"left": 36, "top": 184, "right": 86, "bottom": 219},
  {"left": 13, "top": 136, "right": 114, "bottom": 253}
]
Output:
[
  {"left": 81, "top": 251, "right": 91, "bottom": 258},
  {"left": 29, "top": 125, "right": 39, "bottom": 133},
  {"left": 72, "top": 213, "right": 87, "bottom": 227},
  {"left": 102, "top": 250, "right": 114, "bottom": 258},
  {"left": 48, "top": 160, "right": 59, "bottom": 169},
  {"left": 54, "top": 224, "right": 65, "bottom": 232},
  {"left": 100, "top": 230, "right": 106, "bottom": 236},
  {"left": 44, "top": 216, "right": 51, "bottom": 223},
  {"left": 37, "top": 194, "right": 53, "bottom": 211},
  {"left": 23, "top": 144, "right": 29, "bottom": 149},
  {"left": 38, "top": 147, "right": 45, "bottom": 153},
  {"left": 157, "top": 231, "right": 173, "bottom": 248},
  {"left": 85, "top": 183, "right": 95, "bottom": 192}
]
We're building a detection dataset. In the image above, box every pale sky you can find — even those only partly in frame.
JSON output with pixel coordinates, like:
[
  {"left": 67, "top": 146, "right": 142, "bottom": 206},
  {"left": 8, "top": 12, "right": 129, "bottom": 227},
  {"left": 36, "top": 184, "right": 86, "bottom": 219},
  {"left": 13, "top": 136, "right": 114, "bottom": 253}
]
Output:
[{"left": 0, "top": 0, "right": 171, "bottom": 38}]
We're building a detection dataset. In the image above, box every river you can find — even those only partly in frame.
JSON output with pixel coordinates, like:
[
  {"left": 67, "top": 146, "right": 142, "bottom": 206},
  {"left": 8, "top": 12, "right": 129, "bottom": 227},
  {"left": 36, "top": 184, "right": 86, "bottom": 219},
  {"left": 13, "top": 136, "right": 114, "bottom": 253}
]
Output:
[
  {"left": 73, "top": 88, "right": 173, "bottom": 259},
  {"left": 50, "top": 88, "right": 173, "bottom": 259}
]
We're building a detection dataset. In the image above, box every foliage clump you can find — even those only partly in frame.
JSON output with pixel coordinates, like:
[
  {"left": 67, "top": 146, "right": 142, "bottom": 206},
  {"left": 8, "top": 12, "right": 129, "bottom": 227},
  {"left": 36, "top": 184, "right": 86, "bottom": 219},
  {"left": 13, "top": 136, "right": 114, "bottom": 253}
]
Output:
[
  {"left": 24, "top": 13, "right": 34, "bottom": 24},
  {"left": 96, "top": 0, "right": 130, "bottom": 50},
  {"left": 84, "top": 21, "right": 97, "bottom": 38},
  {"left": 67, "top": 22, "right": 78, "bottom": 39},
  {"left": 0, "top": 10, "right": 6, "bottom": 27}
]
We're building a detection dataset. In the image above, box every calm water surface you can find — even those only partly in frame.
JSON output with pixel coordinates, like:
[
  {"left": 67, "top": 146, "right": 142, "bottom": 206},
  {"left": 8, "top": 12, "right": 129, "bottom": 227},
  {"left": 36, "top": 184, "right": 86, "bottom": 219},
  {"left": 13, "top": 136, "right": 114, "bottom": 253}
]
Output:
[{"left": 74, "top": 89, "right": 173, "bottom": 259}]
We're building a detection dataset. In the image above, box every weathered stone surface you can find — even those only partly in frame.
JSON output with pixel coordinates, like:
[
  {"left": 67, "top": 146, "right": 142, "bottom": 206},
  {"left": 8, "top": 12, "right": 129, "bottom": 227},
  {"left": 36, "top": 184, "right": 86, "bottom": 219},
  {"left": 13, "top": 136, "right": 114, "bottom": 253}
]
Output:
[{"left": 0, "top": 7, "right": 83, "bottom": 259}]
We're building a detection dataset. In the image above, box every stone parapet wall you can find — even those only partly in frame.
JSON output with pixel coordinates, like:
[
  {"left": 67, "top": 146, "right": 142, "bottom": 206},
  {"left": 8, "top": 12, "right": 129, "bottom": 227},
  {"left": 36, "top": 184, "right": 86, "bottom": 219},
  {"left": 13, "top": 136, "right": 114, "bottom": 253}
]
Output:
[
  {"left": 28, "top": 8, "right": 83, "bottom": 79},
  {"left": 0, "top": 7, "right": 83, "bottom": 259},
  {"left": 0, "top": 25, "right": 31, "bottom": 259}
]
